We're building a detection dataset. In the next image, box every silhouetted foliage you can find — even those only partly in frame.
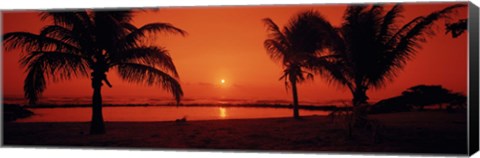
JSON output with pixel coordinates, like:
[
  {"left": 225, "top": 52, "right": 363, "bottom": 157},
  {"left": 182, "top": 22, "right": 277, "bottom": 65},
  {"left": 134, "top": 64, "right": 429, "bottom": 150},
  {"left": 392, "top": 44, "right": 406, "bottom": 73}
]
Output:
[
  {"left": 321, "top": 4, "right": 466, "bottom": 107},
  {"left": 402, "top": 85, "right": 451, "bottom": 108},
  {"left": 402, "top": 85, "right": 466, "bottom": 110},
  {"left": 262, "top": 11, "right": 338, "bottom": 119},
  {"left": 297, "top": 4, "right": 466, "bottom": 126},
  {"left": 445, "top": 19, "right": 467, "bottom": 38},
  {"left": 369, "top": 96, "right": 412, "bottom": 114},
  {"left": 370, "top": 85, "right": 466, "bottom": 114},
  {"left": 3, "top": 10, "right": 186, "bottom": 134}
]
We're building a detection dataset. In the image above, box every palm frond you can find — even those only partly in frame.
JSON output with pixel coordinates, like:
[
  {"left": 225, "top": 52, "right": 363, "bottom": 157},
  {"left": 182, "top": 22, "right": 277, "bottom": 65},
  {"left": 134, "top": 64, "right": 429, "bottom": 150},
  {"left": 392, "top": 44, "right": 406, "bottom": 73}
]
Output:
[
  {"left": 343, "top": 5, "right": 368, "bottom": 25},
  {"left": 119, "top": 23, "right": 187, "bottom": 49},
  {"left": 378, "top": 4, "right": 403, "bottom": 42},
  {"left": 385, "top": 16, "right": 424, "bottom": 50},
  {"left": 392, "top": 3, "right": 466, "bottom": 52},
  {"left": 285, "top": 10, "right": 336, "bottom": 54},
  {"left": 445, "top": 18, "right": 467, "bottom": 38},
  {"left": 116, "top": 62, "right": 183, "bottom": 104},
  {"left": 121, "top": 22, "right": 138, "bottom": 32},
  {"left": 40, "top": 25, "right": 81, "bottom": 47},
  {"left": 279, "top": 71, "right": 291, "bottom": 92},
  {"left": 262, "top": 18, "right": 289, "bottom": 47},
  {"left": 304, "top": 11, "right": 344, "bottom": 53},
  {"left": 20, "top": 51, "right": 90, "bottom": 83},
  {"left": 40, "top": 11, "right": 91, "bottom": 29},
  {"left": 3, "top": 32, "right": 82, "bottom": 54},
  {"left": 21, "top": 51, "right": 89, "bottom": 104},
  {"left": 367, "top": 4, "right": 466, "bottom": 89},
  {"left": 110, "top": 46, "right": 179, "bottom": 77},
  {"left": 100, "top": 10, "right": 135, "bottom": 23},
  {"left": 24, "top": 62, "right": 46, "bottom": 105},
  {"left": 263, "top": 39, "right": 286, "bottom": 63},
  {"left": 308, "top": 55, "right": 354, "bottom": 91}
]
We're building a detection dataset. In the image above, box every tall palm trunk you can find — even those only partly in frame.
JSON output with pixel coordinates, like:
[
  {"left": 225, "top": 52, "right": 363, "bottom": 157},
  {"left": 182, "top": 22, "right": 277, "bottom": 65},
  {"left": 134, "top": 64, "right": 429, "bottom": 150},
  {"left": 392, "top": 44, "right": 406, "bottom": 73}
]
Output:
[
  {"left": 90, "top": 70, "right": 106, "bottom": 134},
  {"left": 352, "top": 85, "right": 368, "bottom": 107},
  {"left": 290, "top": 79, "right": 300, "bottom": 119},
  {"left": 352, "top": 85, "right": 368, "bottom": 127}
]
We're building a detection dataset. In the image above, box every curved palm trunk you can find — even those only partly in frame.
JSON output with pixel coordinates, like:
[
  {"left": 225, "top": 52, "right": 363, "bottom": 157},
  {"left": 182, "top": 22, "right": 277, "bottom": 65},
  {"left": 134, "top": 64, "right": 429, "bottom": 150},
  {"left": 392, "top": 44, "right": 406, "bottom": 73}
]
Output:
[
  {"left": 290, "top": 80, "right": 300, "bottom": 119},
  {"left": 90, "top": 72, "right": 105, "bottom": 134}
]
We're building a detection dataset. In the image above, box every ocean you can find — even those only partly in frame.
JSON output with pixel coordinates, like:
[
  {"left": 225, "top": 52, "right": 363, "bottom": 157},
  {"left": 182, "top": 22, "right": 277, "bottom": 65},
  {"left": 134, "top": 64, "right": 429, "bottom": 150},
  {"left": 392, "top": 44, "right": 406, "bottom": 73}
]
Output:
[
  {"left": 2, "top": 96, "right": 350, "bottom": 106},
  {"left": 4, "top": 96, "right": 342, "bottom": 122}
]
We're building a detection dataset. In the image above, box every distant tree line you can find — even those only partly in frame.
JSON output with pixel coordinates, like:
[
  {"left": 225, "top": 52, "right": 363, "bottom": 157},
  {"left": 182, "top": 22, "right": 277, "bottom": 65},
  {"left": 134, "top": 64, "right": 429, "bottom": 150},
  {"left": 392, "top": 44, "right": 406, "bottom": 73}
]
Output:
[{"left": 370, "top": 85, "right": 466, "bottom": 114}]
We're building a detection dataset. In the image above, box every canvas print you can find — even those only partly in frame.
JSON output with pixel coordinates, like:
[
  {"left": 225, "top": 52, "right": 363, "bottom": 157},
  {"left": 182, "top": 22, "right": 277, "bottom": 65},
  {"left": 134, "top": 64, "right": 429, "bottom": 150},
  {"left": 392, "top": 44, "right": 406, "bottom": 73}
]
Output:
[{"left": 1, "top": 1, "right": 477, "bottom": 155}]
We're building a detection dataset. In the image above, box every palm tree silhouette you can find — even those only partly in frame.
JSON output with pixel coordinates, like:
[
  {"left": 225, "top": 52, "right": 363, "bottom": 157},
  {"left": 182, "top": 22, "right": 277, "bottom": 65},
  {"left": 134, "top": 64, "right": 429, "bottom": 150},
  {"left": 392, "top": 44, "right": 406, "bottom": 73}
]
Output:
[
  {"left": 262, "top": 11, "right": 338, "bottom": 119},
  {"left": 3, "top": 10, "right": 186, "bottom": 134},
  {"left": 311, "top": 4, "right": 466, "bottom": 125}
]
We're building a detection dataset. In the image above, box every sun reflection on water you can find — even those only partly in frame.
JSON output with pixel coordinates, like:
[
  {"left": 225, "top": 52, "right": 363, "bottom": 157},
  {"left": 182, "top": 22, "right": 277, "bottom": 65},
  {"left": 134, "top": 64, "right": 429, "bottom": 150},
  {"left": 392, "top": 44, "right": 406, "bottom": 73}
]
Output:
[{"left": 219, "top": 107, "right": 227, "bottom": 118}]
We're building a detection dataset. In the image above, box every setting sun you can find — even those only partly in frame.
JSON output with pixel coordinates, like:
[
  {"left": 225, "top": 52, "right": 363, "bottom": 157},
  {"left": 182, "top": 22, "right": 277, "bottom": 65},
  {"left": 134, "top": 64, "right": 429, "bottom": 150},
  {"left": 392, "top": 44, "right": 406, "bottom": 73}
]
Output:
[
  {"left": 220, "top": 79, "right": 225, "bottom": 84},
  {"left": 219, "top": 107, "right": 227, "bottom": 118}
]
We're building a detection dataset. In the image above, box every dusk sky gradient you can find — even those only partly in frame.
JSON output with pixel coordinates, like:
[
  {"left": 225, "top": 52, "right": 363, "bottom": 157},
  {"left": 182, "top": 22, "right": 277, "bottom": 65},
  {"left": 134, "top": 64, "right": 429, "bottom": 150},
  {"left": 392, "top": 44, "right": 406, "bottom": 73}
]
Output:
[{"left": 2, "top": 2, "right": 468, "bottom": 104}]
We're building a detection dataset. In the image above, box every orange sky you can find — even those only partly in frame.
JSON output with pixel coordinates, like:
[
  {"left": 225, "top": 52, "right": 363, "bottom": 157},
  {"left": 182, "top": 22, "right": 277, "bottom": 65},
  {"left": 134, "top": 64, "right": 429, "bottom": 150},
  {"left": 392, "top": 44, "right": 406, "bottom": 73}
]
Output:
[{"left": 1, "top": 2, "right": 468, "bottom": 104}]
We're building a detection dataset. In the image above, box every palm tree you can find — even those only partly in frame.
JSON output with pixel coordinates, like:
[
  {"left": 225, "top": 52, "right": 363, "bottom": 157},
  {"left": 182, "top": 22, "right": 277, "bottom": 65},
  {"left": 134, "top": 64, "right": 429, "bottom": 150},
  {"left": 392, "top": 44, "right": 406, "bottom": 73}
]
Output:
[
  {"left": 262, "top": 11, "right": 337, "bottom": 119},
  {"left": 3, "top": 10, "right": 186, "bottom": 134},
  {"left": 312, "top": 4, "right": 466, "bottom": 125}
]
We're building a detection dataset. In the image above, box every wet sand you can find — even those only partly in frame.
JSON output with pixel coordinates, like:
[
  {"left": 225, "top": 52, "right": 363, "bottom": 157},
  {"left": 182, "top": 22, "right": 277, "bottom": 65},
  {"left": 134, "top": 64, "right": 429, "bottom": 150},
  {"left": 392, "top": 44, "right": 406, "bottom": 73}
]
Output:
[{"left": 3, "top": 111, "right": 467, "bottom": 155}]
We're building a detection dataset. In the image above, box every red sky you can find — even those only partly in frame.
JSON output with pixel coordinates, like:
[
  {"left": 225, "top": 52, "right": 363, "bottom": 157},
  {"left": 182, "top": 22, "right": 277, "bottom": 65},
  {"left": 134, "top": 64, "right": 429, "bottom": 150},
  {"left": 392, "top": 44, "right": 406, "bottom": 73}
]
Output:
[{"left": 2, "top": 2, "right": 468, "bottom": 104}]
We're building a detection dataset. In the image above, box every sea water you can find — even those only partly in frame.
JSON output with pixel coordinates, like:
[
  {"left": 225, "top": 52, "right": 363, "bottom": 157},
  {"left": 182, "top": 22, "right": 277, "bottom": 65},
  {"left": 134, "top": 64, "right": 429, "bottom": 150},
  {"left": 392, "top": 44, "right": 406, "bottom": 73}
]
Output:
[{"left": 16, "top": 106, "right": 330, "bottom": 122}]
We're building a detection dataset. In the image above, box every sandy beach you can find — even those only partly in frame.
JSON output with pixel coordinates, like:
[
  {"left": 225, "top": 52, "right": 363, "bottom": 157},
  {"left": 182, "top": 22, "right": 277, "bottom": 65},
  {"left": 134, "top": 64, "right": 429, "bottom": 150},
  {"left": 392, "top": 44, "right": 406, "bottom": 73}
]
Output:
[{"left": 3, "top": 111, "right": 467, "bottom": 155}]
